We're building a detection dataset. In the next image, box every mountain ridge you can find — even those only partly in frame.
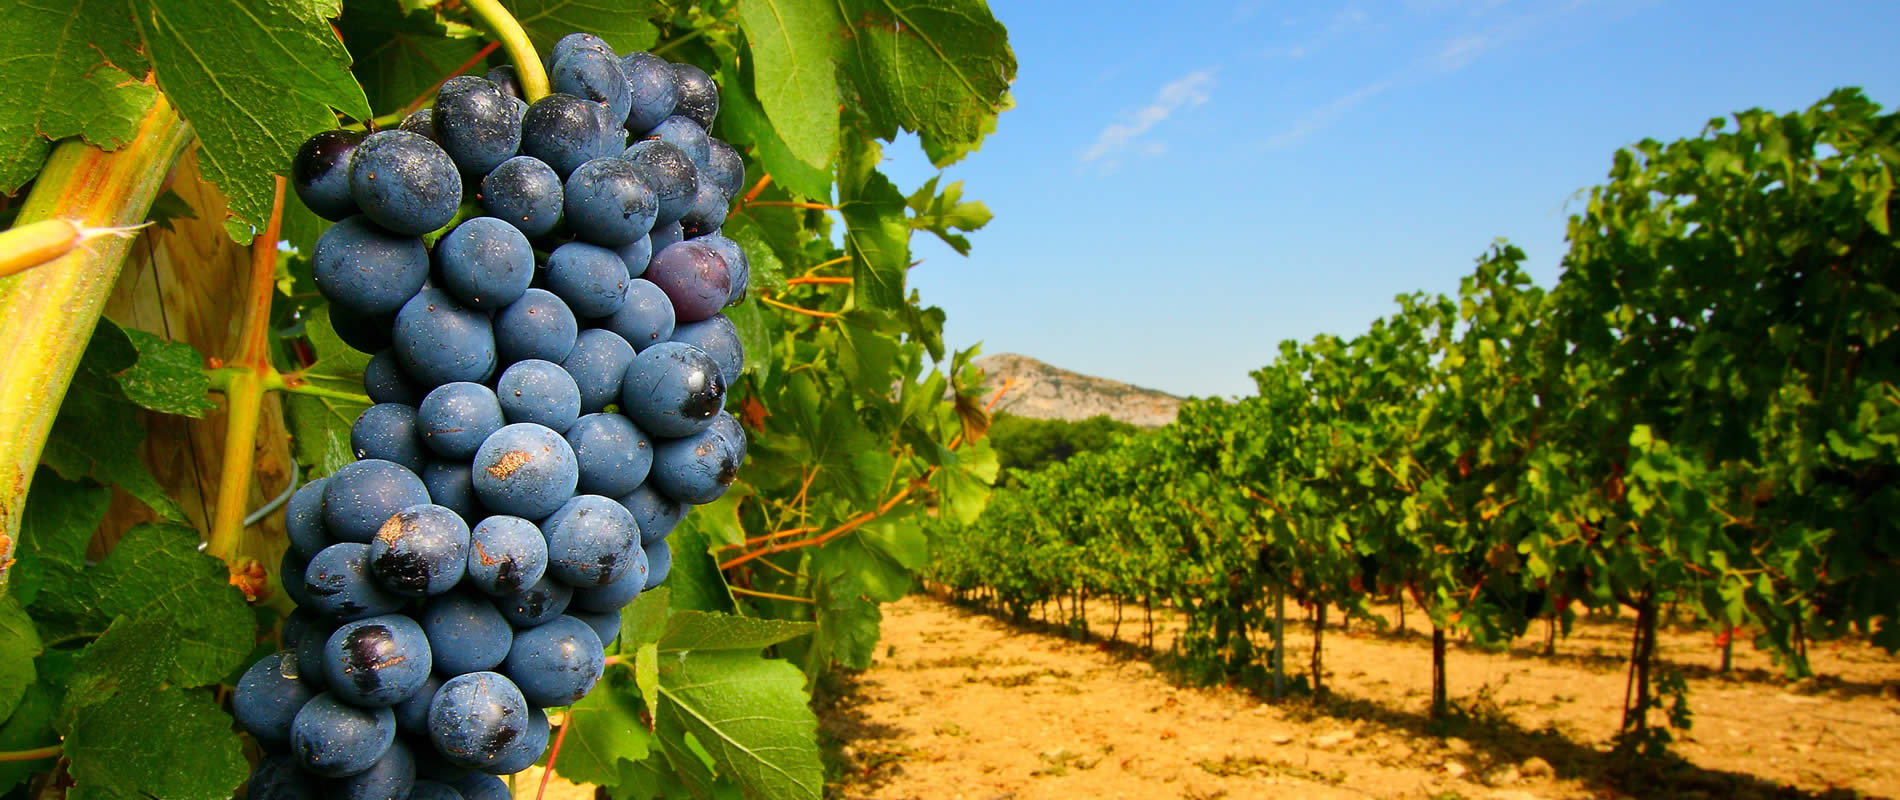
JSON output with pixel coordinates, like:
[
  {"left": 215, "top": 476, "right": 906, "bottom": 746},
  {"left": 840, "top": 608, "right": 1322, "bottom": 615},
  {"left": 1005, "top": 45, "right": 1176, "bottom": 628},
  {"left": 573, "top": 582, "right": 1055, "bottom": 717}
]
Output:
[{"left": 971, "top": 353, "right": 1181, "bottom": 428}]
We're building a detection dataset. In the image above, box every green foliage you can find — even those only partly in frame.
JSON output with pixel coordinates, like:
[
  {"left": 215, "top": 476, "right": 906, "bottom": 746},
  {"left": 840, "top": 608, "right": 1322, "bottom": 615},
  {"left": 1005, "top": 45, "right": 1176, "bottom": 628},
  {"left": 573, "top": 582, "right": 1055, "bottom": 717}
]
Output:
[{"left": 985, "top": 412, "right": 1139, "bottom": 484}]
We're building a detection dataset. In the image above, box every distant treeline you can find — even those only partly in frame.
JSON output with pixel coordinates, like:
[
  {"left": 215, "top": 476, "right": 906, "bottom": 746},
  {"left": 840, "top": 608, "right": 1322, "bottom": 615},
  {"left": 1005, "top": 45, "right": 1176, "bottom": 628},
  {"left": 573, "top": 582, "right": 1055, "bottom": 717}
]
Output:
[{"left": 987, "top": 413, "right": 1138, "bottom": 484}]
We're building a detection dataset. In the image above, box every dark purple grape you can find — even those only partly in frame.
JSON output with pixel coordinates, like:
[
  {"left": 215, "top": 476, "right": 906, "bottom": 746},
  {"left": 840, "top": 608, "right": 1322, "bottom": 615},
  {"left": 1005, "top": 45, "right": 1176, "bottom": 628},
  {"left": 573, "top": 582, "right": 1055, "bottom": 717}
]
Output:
[
  {"left": 496, "top": 574, "right": 572, "bottom": 627},
  {"left": 495, "top": 359, "right": 582, "bottom": 433},
  {"left": 322, "top": 459, "right": 430, "bottom": 543},
  {"left": 282, "top": 548, "right": 319, "bottom": 608},
  {"left": 549, "top": 32, "right": 611, "bottom": 68},
  {"left": 368, "top": 503, "right": 470, "bottom": 596},
  {"left": 643, "top": 538, "right": 672, "bottom": 590},
  {"left": 671, "top": 63, "right": 719, "bottom": 129},
  {"left": 563, "top": 158, "right": 657, "bottom": 247},
  {"left": 247, "top": 753, "right": 317, "bottom": 800},
  {"left": 485, "top": 64, "right": 522, "bottom": 99},
  {"left": 487, "top": 707, "right": 550, "bottom": 775},
  {"left": 287, "top": 477, "right": 332, "bottom": 559},
  {"left": 542, "top": 494, "right": 640, "bottom": 587},
  {"left": 620, "top": 52, "right": 680, "bottom": 133},
  {"left": 233, "top": 651, "right": 317, "bottom": 746},
  {"left": 520, "top": 94, "right": 612, "bottom": 178},
  {"left": 620, "top": 341, "right": 726, "bottom": 438},
  {"left": 418, "top": 591, "right": 514, "bottom": 676},
  {"left": 650, "top": 411, "right": 746, "bottom": 504},
  {"left": 421, "top": 460, "right": 483, "bottom": 522},
  {"left": 552, "top": 48, "right": 632, "bottom": 122},
  {"left": 290, "top": 692, "right": 396, "bottom": 777},
  {"left": 669, "top": 313, "right": 741, "bottom": 387},
  {"left": 328, "top": 303, "right": 396, "bottom": 354},
  {"left": 642, "top": 115, "right": 709, "bottom": 168},
  {"left": 546, "top": 240, "right": 630, "bottom": 317},
  {"left": 494, "top": 287, "right": 579, "bottom": 366},
  {"left": 319, "top": 614, "right": 434, "bottom": 707},
  {"left": 399, "top": 108, "right": 437, "bottom": 140},
  {"left": 365, "top": 350, "right": 423, "bottom": 406},
  {"left": 293, "top": 129, "right": 365, "bottom": 220},
  {"left": 392, "top": 672, "right": 443, "bottom": 736},
  {"left": 559, "top": 328, "right": 636, "bottom": 413},
  {"left": 478, "top": 155, "right": 564, "bottom": 238},
  {"left": 434, "top": 216, "right": 535, "bottom": 309},
  {"left": 501, "top": 615, "right": 603, "bottom": 707},
  {"left": 454, "top": 771, "right": 510, "bottom": 800},
  {"left": 618, "top": 483, "right": 683, "bottom": 546},
  {"left": 620, "top": 139, "right": 698, "bottom": 226},
  {"left": 312, "top": 216, "right": 430, "bottom": 315},
  {"left": 566, "top": 413, "right": 652, "bottom": 497},
  {"left": 570, "top": 608, "right": 622, "bottom": 645},
  {"left": 348, "top": 130, "right": 462, "bottom": 235},
  {"left": 678, "top": 179, "right": 730, "bottom": 238},
  {"left": 407, "top": 780, "right": 468, "bottom": 800},
  {"left": 648, "top": 219, "right": 684, "bottom": 253},
  {"left": 465, "top": 515, "right": 548, "bottom": 596},
  {"left": 425, "top": 671, "right": 530, "bottom": 772},
  {"left": 569, "top": 558, "right": 646, "bottom": 614},
  {"left": 613, "top": 234, "right": 653, "bottom": 278},
  {"left": 394, "top": 288, "right": 499, "bottom": 387},
  {"left": 700, "top": 233, "right": 750, "bottom": 305},
  {"left": 645, "top": 240, "right": 729, "bottom": 322},
  {"left": 351, "top": 402, "right": 428, "bottom": 473},
  {"left": 326, "top": 736, "right": 415, "bottom": 800},
  {"left": 470, "top": 422, "right": 579, "bottom": 519},
  {"left": 703, "top": 138, "right": 745, "bottom": 200},
  {"left": 432, "top": 76, "right": 522, "bottom": 177},
  {"left": 418, "top": 381, "right": 506, "bottom": 460}
]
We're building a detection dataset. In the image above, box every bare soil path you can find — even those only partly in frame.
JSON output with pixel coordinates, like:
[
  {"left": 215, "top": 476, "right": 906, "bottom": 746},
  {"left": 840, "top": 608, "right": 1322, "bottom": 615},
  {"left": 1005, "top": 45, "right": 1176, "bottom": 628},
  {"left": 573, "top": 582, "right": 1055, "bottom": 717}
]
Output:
[{"left": 817, "top": 593, "right": 1900, "bottom": 800}]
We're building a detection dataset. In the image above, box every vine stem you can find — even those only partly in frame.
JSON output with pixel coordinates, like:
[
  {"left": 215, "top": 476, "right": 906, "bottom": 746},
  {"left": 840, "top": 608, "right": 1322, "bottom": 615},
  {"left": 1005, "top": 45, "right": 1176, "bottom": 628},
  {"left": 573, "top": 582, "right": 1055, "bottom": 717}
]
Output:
[
  {"left": 757, "top": 295, "right": 839, "bottom": 319},
  {"left": 204, "top": 176, "right": 286, "bottom": 595},
  {"left": 730, "top": 586, "right": 816, "bottom": 604},
  {"left": 0, "top": 745, "right": 59, "bottom": 763},
  {"left": 206, "top": 366, "right": 372, "bottom": 405},
  {"left": 0, "top": 90, "right": 193, "bottom": 596},
  {"left": 464, "top": 0, "right": 549, "bottom": 101},
  {"left": 534, "top": 716, "right": 571, "bottom": 800}
]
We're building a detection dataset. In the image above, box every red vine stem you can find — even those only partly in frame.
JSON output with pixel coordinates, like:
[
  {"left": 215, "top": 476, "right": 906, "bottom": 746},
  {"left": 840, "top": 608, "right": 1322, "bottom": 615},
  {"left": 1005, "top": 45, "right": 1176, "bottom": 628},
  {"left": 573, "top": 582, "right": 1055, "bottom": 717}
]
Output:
[
  {"left": 534, "top": 716, "right": 571, "bottom": 800},
  {"left": 785, "top": 276, "right": 851, "bottom": 286},
  {"left": 403, "top": 41, "right": 501, "bottom": 116},
  {"left": 757, "top": 295, "right": 839, "bottom": 319}
]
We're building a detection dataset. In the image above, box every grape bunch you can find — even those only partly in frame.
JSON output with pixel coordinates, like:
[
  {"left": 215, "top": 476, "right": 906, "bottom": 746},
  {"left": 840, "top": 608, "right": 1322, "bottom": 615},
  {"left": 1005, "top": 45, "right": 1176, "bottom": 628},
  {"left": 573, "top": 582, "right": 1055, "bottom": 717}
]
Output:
[{"left": 236, "top": 34, "right": 750, "bottom": 800}]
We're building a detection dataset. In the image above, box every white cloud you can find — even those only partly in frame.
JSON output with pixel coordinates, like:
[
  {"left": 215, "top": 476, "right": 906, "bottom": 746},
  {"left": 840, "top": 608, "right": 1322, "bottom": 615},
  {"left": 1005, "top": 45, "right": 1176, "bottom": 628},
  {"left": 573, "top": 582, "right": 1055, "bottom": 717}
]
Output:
[{"left": 1079, "top": 69, "right": 1217, "bottom": 166}]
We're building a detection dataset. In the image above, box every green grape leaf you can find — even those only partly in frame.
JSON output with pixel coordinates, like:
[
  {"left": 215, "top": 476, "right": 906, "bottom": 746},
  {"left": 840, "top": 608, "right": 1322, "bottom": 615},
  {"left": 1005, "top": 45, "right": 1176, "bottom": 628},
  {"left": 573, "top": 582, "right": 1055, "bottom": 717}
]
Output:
[
  {"left": 0, "top": 682, "right": 59, "bottom": 793},
  {"left": 0, "top": 0, "right": 155, "bottom": 193},
  {"left": 716, "top": 74, "right": 833, "bottom": 202},
  {"left": 9, "top": 470, "right": 110, "bottom": 608},
  {"left": 136, "top": 0, "right": 372, "bottom": 243},
  {"left": 811, "top": 580, "right": 880, "bottom": 671},
  {"left": 0, "top": 595, "right": 41, "bottom": 722},
  {"left": 837, "top": 138, "right": 909, "bottom": 310},
  {"left": 834, "top": 0, "right": 1016, "bottom": 166},
  {"left": 62, "top": 686, "right": 246, "bottom": 800},
  {"left": 557, "top": 676, "right": 654, "bottom": 786},
  {"left": 931, "top": 437, "right": 996, "bottom": 525},
  {"left": 664, "top": 520, "right": 737, "bottom": 614},
  {"left": 502, "top": 0, "right": 660, "bottom": 55},
  {"left": 722, "top": 217, "right": 789, "bottom": 295},
  {"left": 905, "top": 176, "right": 993, "bottom": 255},
  {"left": 343, "top": 22, "right": 488, "bottom": 116},
  {"left": 723, "top": 300, "right": 773, "bottom": 386},
  {"left": 654, "top": 650, "right": 822, "bottom": 800},
  {"left": 113, "top": 326, "right": 214, "bottom": 418},
  {"left": 67, "top": 523, "right": 255, "bottom": 692},
  {"left": 735, "top": 0, "right": 840, "bottom": 170},
  {"left": 39, "top": 322, "right": 182, "bottom": 521},
  {"left": 283, "top": 306, "right": 371, "bottom": 477},
  {"left": 659, "top": 610, "right": 814, "bottom": 653}
]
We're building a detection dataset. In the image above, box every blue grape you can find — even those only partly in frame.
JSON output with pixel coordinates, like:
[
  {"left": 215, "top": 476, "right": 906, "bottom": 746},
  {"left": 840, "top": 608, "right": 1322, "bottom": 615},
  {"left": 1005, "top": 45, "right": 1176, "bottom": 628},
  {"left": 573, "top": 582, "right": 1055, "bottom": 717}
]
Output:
[
  {"left": 494, "top": 287, "right": 579, "bottom": 366},
  {"left": 643, "top": 538, "right": 672, "bottom": 590},
  {"left": 433, "top": 76, "right": 522, "bottom": 177},
  {"left": 247, "top": 753, "right": 317, "bottom": 800},
  {"left": 329, "top": 303, "right": 396, "bottom": 355},
  {"left": 282, "top": 548, "right": 319, "bottom": 609},
  {"left": 669, "top": 313, "right": 742, "bottom": 387},
  {"left": 470, "top": 423, "right": 579, "bottom": 519},
  {"left": 280, "top": 608, "right": 327, "bottom": 652},
  {"left": 496, "top": 359, "right": 583, "bottom": 433},
  {"left": 703, "top": 138, "right": 745, "bottom": 201},
  {"left": 563, "top": 158, "right": 657, "bottom": 248},
  {"left": 418, "top": 381, "right": 506, "bottom": 460},
  {"left": 365, "top": 350, "right": 423, "bottom": 406},
  {"left": 399, "top": 108, "right": 437, "bottom": 141},
  {"left": 295, "top": 615, "right": 333, "bottom": 690},
  {"left": 545, "top": 240, "right": 630, "bottom": 317},
  {"left": 392, "top": 672, "right": 443, "bottom": 736},
  {"left": 643, "top": 115, "right": 709, "bottom": 168},
  {"left": 599, "top": 278, "right": 674, "bottom": 352},
  {"left": 570, "top": 608, "right": 622, "bottom": 645},
  {"left": 552, "top": 48, "right": 632, "bottom": 122},
  {"left": 233, "top": 651, "right": 317, "bottom": 746},
  {"left": 486, "top": 64, "right": 522, "bottom": 99},
  {"left": 496, "top": 574, "right": 573, "bottom": 627},
  {"left": 619, "top": 52, "right": 680, "bottom": 133},
  {"left": 487, "top": 707, "right": 550, "bottom": 775},
  {"left": 290, "top": 692, "right": 396, "bottom": 777},
  {"left": 620, "top": 139, "right": 698, "bottom": 226},
  {"left": 678, "top": 179, "right": 729, "bottom": 239},
  {"left": 287, "top": 477, "right": 332, "bottom": 559},
  {"left": 560, "top": 328, "right": 636, "bottom": 413},
  {"left": 501, "top": 615, "right": 604, "bottom": 707},
  {"left": 618, "top": 483, "right": 684, "bottom": 546},
  {"left": 426, "top": 671, "right": 531, "bottom": 772},
  {"left": 648, "top": 219, "right": 684, "bottom": 253},
  {"left": 293, "top": 129, "right": 364, "bottom": 220},
  {"left": 699, "top": 233, "right": 750, "bottom": 305},
  {"left": 422, "top": 460, "right": 483, "bottom": 522},
  {"left": 541, "top": 494, "right": 640, "bottom": 587},
  {"left": 620, "top": 341, "right": 726, "bottom": 438},
  {"left": 465, "top": 515, "right": 548, "bottom": 596},
  {"left": 369, "top": 503, "right": 471, "bottom": 596},
  {"left": 327, "top": 737, "right": 415, "bottom": 800},
  {"left": 349, "top": 130, "right": 462, "bottom": 236},
  {"left": 549, "top": 32, "right": 611, "bottom": 68},
  {"left": 320, "top": 614, "right": 434, "bottom": 707},
  {"left": 569, "top": 557, "right": 647, "bottom": 614},
  {"left": 410, "top": 745, "right": 473, "bottom": 784},
  {"left": 613, "top": 233, "right": 653, "bottom": 278},
  {"left": 671, "top": 63, "right": 719, "bottom": 129},
  {"left": 651, "top": 411, "right": 746, "bottom": 505},
  {"left": 520, "top": 94, "right": 613, "bottom": 178},
  {"left": 395, "top": 288, "right": 499, "bottom": 387},
  {"left": 453, "top": 772, "right": 510, "bottom": 800},
  {"left": 351, "top": 402, "right": 428, "bottom": 473},
  {"left": 408, "top": 780, "right": 468, "bottom": 800},
  {"left": 323, "top": 459, "right": 430, "bottom": 543},
  {"left": 478, "top": 156, "right": 563, "bottom": 238},
  {"left": 566, "top": 413, "right": 652, "bottom": 497},
  {"left": 313, "top": 216, "right": 430, "bottom": 315},
  {"left": 645, "top": 240, "right": 729, "bottom": 322},
  {"left": 419, "top": 591, "right": 514, "bottom": 676},
  {"left": 434, "top": 216, "right": 535, "bottom": 309}
]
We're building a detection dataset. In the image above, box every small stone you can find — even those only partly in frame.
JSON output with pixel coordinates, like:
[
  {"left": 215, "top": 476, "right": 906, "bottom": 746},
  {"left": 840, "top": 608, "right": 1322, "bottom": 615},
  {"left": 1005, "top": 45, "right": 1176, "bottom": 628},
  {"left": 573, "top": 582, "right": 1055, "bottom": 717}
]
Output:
[
  {"left": 1445, "top": 760, "right": 1469, "bottom": 779},
  {"left": 1270, "top": 734, "right": 1293, "bottom": 745},
  {"left": 1519, "top": 756, "right": 1554, "bottom": 778},
  {"left": 1313, "top": 730, "right": 1356, "bottom": 748},
  {"left": 1484, "top": 765, "right": 1521, "bottom": 786},
  {"left": 1251, "top": 705, "right": 1268, "bottom": 716},
  {"left": 1445, "top": 737, "right": 1473, "bottom": 754}
]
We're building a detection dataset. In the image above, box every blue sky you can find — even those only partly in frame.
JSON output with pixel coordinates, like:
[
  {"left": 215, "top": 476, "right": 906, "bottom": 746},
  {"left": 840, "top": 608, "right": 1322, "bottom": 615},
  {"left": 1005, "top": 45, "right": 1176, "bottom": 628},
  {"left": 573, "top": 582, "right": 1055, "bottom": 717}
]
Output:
[{"left": 873, "top": 0, "right": 1900, "bottom": 399}]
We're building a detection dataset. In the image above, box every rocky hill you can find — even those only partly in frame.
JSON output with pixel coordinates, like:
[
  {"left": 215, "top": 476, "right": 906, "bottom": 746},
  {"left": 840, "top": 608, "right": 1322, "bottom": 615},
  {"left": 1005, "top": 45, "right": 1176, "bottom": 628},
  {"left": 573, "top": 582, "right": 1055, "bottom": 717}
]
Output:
[{"left": 971, "top": 353, "right": 1181, "bottom": 428}]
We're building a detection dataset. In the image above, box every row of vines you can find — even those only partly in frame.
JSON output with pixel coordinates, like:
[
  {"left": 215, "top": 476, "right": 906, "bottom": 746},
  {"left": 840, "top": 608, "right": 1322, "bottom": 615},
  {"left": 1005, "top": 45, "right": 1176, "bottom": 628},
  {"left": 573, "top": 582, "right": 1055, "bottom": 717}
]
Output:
[{"left": 925, "top": 88, "right": 1900, "bottom": 753}]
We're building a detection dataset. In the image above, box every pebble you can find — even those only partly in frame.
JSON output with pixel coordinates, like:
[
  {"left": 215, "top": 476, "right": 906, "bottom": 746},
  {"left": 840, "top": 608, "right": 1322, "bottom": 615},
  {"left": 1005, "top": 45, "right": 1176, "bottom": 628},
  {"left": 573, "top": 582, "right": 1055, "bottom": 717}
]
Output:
[{"left": 1519, "top": 756, "right": 1554, "bottom": 778}]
